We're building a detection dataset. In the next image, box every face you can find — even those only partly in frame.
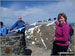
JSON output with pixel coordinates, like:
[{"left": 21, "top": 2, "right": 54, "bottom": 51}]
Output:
[
  {"left": 18, "top": 16, "right": 22, "bottom": 21},
  {"left": 59, "top": 16, "right": 65, "bottom": 24}
]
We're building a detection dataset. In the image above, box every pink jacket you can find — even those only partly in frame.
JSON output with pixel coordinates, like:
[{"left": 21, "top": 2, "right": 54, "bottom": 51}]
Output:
[{"left": 54, "top": 21, "right": 70, "bottom": 46}]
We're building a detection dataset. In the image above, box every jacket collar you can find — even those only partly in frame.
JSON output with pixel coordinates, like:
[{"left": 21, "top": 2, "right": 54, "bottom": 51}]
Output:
[{"left": 61, "top": 22, "right": 67, "bottom": 26}]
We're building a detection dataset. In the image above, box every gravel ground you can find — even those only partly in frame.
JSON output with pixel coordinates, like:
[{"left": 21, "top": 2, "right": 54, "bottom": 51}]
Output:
[{"left": 27, "top": 45, "right": 51, "bottom": 56}]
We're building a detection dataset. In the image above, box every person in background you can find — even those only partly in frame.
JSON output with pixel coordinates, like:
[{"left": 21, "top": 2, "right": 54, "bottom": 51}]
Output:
[
  {"left": 10, "top": 16, "right": 27, "bottom": 54},
  {"left": 51, "top": 13, "right": 70, "bottom": 55},
  {"left": 0, "top": 21, "right": 7, "bottom": 36}
]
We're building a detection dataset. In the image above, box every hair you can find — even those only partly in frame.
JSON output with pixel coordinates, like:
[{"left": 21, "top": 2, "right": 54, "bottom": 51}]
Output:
[
  {"left": 0, "top": 21, "right": 3, "bottom": 26},
  {"left": 58, "top": 13, "right": 67, "bottom": 22}
]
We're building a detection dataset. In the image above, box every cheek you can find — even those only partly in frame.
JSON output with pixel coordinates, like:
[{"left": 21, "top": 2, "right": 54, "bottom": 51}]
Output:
[{"left": 60, "top": 19, "right": 65, "bottom": 21}]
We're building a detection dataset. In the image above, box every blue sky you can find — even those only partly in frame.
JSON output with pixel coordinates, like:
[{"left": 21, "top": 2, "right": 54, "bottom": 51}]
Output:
[
  {"left": 1, "top": 1, "right": 57, "bottom": 10},
  {"left": 0, "top": 0, "right": 75, "bottom": 27}
]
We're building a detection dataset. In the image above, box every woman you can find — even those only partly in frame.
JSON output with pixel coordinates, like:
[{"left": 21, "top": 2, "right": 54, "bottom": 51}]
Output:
[
  {"left": 51, "top": 13, "right": 70, "bottom": 55},
  {"left": 0, "top": 21, "right": 7, "bottom": 36}
]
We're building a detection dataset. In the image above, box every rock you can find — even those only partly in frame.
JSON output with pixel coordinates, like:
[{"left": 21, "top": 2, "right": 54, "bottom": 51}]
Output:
[
  {"left": 0, "top": 33, "right": 23, "bottom": 56},
  {"left": 26, "top": 24, "right": 55, "bottom": 49}
]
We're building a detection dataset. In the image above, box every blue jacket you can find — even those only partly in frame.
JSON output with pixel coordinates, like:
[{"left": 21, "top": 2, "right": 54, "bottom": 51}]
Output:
[
  {"left": 0, "top": 25, "right": 7, "bottom": 36},
  {"left": 10, "top": 20, "right": 25, "bottom": 33}
]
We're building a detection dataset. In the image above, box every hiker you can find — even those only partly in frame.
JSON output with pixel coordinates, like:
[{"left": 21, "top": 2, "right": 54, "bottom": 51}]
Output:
[
  {"left": 0, "top": 21, "right": 7, "bottom": 36},
  {"left": 51, "top": 13, "right": 70, "bottom": 55},
  {"left": 68, "top": 24, "right": 74, "bottom": 43},
  {"left": 10, "top": 16, "right": 27, "bottom": 54}
]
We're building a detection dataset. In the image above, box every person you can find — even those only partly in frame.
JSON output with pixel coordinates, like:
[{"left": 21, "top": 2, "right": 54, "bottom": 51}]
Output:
[
  {"left": 10, "top": 16, "right": 27, "bottom": 54},
  {"left": 0, "top": 21, "right": 7, "bottom": 36},
  {"left": 51, "top": 13, "right": 70, "bottom": 55}
]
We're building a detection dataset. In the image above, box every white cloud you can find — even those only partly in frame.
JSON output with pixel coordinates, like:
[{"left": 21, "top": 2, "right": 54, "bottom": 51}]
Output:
[{"left": 0, "top": 0, "right": 75, "bottom": 26}]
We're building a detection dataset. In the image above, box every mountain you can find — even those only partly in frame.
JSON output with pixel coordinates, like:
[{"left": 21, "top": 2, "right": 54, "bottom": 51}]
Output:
[{"left": 25, "top": 24, "right": 55, "bottom": 49}]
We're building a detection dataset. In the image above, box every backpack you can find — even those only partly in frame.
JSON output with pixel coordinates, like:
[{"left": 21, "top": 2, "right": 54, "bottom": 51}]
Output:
[{"left": 68, "top": 24, "right": 74, "bottom": 42}]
